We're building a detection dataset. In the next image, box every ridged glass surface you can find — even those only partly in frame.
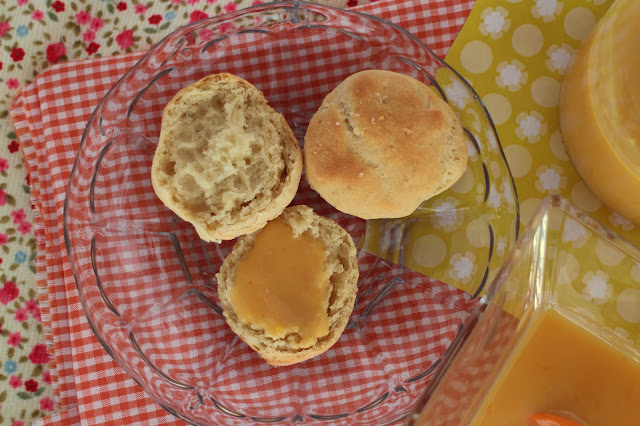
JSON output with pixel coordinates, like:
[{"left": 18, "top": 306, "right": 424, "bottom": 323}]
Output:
[{"left": 64, "top": 2, "right": 519, "bottom": 424}]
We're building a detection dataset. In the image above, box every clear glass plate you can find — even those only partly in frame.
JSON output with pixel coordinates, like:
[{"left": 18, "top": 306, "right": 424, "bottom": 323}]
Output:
[
  {"left": 413, "top": 196, "right": 640, "bottom": 425},
  {"left": 63, "top": 2, "right": 519, "bottom": 424}
]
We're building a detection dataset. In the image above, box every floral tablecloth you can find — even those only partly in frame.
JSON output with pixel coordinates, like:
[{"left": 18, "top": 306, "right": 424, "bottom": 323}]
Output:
[{"left": 0, "top": 0, "right": 367, "bottom": 424}]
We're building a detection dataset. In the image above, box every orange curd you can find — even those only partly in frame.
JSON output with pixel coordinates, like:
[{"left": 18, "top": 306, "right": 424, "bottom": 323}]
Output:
[
  {"left": 229, "top": 219, "right": 328, "bottom": 347},
  {"left": 469, "top": 309, "right": 640, "bottom": 425},
  {"left": 559, "top": 0, "right": 640, "bottom": 223}
]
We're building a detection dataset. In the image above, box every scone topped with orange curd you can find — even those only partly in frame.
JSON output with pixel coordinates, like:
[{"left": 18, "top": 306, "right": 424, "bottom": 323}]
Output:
[
  {"left": 304, "top": 69, "right": 468, "bottom": 219},
  {"left": 216, "top": 206, "right": 359, "bottom": 366},
  {"left": 151, "top": 73, "right": 302, "bottom": 242}
]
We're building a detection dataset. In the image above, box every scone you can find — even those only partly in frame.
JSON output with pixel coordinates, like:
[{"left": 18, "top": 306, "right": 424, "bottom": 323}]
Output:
[
  {"left": 151, "top": 73, "right": 302, "bottom": 242},
  {"left": 304, "top": 69, "right": 468, "bottom": 219},
  {"left": 216, "top": 206, "right": 359, "bottom": 366}
]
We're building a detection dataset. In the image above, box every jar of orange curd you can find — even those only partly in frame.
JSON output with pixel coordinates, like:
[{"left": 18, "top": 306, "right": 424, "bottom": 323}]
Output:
[{"left": 559, "top": 0, "right": 640, "bottom": 224}]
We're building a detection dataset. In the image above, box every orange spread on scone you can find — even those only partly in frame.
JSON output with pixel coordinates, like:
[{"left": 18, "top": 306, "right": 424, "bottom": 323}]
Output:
[{"left": 229, "top": 219, "right": 329, "bottom": 347}]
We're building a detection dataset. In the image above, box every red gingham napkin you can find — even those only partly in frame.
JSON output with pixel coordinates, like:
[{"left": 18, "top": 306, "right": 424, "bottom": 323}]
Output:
[{"left": 11, "top": 1, "right": 475, "bottom": 424}]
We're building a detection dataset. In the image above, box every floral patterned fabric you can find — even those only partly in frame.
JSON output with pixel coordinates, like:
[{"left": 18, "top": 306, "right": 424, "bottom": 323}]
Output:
[{"left": 0, "top": 0, "right": 368, "bottom": 424}]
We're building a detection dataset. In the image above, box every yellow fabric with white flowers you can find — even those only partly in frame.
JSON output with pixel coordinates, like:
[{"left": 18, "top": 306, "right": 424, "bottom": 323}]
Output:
[{"left": 444, "top": 0, "right": 640, "bottom": 344}]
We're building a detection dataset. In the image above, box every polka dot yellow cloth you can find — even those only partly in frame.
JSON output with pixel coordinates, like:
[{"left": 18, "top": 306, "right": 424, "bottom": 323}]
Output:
[
  {"left": 446, "top": 0, "right": 619, "bottom": 235},
  {"left": 444, "top": 0, "right": 640, "bottom": 340}
]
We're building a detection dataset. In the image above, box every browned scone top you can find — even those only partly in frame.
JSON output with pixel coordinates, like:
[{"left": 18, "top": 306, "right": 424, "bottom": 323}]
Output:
[{"left": 304, "top": 70, "right": 467, "bottom": 219}]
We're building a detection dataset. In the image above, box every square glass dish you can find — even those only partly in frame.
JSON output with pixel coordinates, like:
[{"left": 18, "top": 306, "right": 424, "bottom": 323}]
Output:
[
  {"left": 413, "top": 196, "right": 640, "bottom": 425},
  {"left": 63, "top": 2, "right": 519, "bottom": 424}
]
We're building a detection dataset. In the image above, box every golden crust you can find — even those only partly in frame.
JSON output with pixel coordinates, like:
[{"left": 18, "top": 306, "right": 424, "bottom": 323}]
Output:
[{"left": 304, "top": 70, "right": 468, "bottom": 219}]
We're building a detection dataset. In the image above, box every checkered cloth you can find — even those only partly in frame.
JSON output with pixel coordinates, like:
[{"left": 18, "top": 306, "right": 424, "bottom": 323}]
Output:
[{"left": 10, "top": 0, "right": 475, "bottom": 424}]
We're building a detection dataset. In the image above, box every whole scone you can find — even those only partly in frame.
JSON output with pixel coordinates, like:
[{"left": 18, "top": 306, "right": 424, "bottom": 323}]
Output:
[
  {"left": 216, "top": 206, "right": 359, "bottom": 366},
  {"left": 151, "top": 73, "right": 302, "bottom": 242},
  {"left": 304, "top": 70, "right": 468, "bottom": 219}
]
